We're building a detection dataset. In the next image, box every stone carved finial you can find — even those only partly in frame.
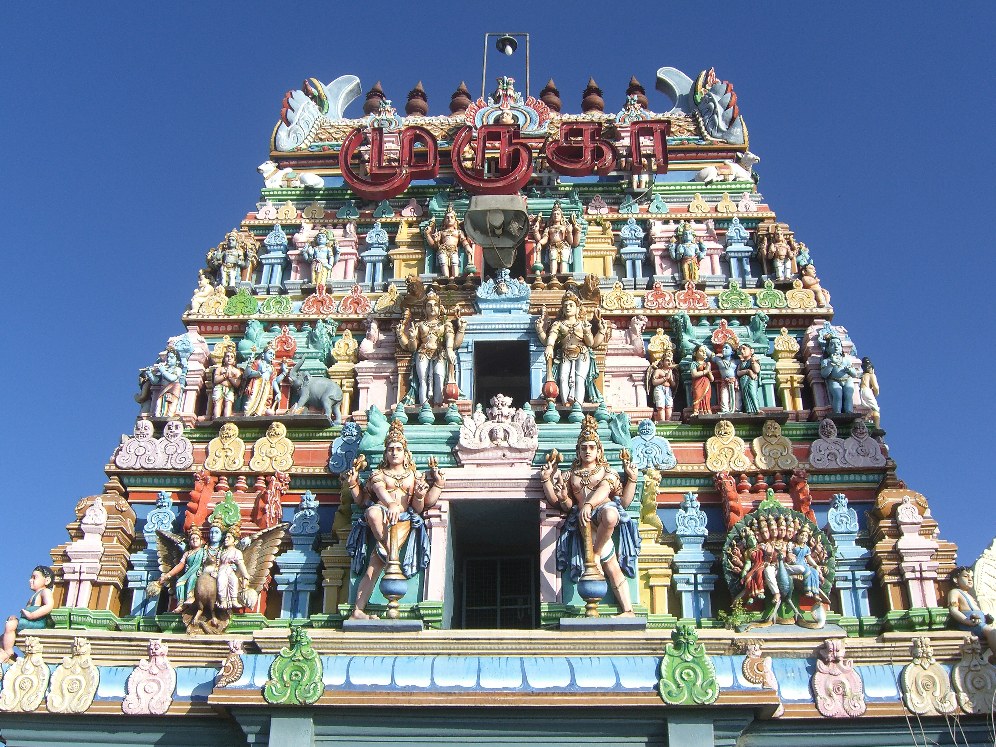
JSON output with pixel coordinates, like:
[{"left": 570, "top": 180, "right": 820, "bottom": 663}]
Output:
[
  {"left": 810, "top": 639, "right": 866, "bottom": 717},
  {"left": 46, "top": 637, "right": 100, "bottom": 714},
  {"left": 705, "top": 420, "right": 752, "bottom": 472},
  {"left": 122, "top": 639, "right": 176, "bottom": 715},
  {"left": 626, "top": 75, "right": 649, "bottom": 109},
  {"left": 0, "top": 636, "right": 49, "bottom": 712},
  {"left": 900, "top": 637, "right": 958, "bottom": 716},
  {"left": 456, "top": 394, "right": 538, "bottom": 466},
  {"left": 658, "top": 625, "right": 718, "bottom": 705}
]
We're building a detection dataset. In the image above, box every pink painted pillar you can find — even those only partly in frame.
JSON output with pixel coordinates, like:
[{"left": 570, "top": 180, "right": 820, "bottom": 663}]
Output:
[
  {"left": 540, "top": 505, "right": 564, "bottom": 603},
  {"left": 63, "top": 497, "right": 108, "bottom": 608},
  {"left": 895, "top": 497, "right": 939, "bottom": 608},
  {"left": 424, "top": 500, "right": 450, "bottom": 601},
  {"left": 332, "top": 222, "right": 358, "bottom": 281}
]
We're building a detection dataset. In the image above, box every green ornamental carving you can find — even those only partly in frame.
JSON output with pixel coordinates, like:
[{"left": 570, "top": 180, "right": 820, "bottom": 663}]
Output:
[
  {"left": 224, "top": 287, "right": 260, "bottom": 316},
  {"left": 756, "top": 279, "right": 788, "bottom": 309},
  {"left": 208, "top": 491, "right": 242, "bottom": 530},
  {"left": 263, "top": 627, "right": 323, "bottom": 705},
  {"left": 259, "top": 295, "right": 293, "bottom": 316},
  {"left": 717, "top": 279, "right": 753, "bottom": 310},
  {"left": 658, "top": 624, "right": 719, "bottom": 705},
  {"left": 647, "top": 194, "right": 669, "bottom": 214}
]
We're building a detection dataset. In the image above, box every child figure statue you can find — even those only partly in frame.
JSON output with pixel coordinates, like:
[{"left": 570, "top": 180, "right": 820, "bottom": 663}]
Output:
[
  {"left": 948, "top": 566, "right": 996, "bottom": 662},
  {"left": 0, "top": 566, "right": 55, "bottom": 663}
]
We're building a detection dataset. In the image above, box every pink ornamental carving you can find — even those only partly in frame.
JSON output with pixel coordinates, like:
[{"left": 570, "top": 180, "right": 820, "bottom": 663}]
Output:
[
  {"left": 122, "top": 639, "right": 176, "bottom": 715},
  {"left": 710, "top": 319, "right": 740, "bottom": 351},
  {"left": 643, "top": 281, "right": 676, "bottom": 310},
  {"left": 272, "top": 325, "right": 298, "bottom": 362},
  {"left": 810, "top": 639, "right": 866, "bottom": 717},
  {"left": 301, "top": 283, "right": 337, "bottom": 316},
  {"left": 338, "top": 284, "right": 372, "bottom": 315},
  {"left": 675, "top": 281, "right": 708, "bottom": 310}
]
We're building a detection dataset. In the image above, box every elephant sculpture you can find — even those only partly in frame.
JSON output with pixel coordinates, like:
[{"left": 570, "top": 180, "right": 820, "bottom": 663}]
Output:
[{"left": 286, "top": 358, "right": 343, "bottom": 422}]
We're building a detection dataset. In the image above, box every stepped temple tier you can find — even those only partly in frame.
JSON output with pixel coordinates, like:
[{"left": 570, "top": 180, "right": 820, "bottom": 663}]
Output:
[{"left": 2, "top": 66, "right": 994, "bottom": 746}]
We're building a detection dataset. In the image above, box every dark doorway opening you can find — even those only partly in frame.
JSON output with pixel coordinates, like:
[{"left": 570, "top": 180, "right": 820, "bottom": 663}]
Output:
[
  {"left": 474, "top": 340, "right": 531, "bottom": 408},
  {"left": 451, "top": 500, "right": 540, "bottom": 629}
]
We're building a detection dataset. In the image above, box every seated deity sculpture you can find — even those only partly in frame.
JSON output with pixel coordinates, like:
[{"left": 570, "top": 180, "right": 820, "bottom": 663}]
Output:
[
  {"left": 397, "top": 289, "right": 466, "bottom": 405},
  {"left": 342, "top": 419, "right": 446, "bottom": 619},
  {"left": 540, "top": 416, "right": 640, "bottom": 615}
]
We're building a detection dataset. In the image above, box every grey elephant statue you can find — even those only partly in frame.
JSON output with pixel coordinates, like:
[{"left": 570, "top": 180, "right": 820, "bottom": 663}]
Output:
[{"left": 286, "top": 358, "right": 343, "bottom": 422}]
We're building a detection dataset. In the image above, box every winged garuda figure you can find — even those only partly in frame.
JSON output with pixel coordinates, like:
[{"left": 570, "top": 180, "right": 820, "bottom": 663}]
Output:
[{"left": 149, "top": 521, "right": 287, "bottom": 634}]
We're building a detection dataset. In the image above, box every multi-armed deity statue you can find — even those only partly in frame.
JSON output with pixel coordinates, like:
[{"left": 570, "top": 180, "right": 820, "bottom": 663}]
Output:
[
  {"left": 535, "top": 291, "right": 605, "bottom": 406},
  {"left": 531, "top": 200, "right": 582, "bottom": 275},
  {"left": 397, "top": 289, "right": 466, "bottom": 406},
  {"left": 422, "top": 205, "right": 471, "bottom": 279}
]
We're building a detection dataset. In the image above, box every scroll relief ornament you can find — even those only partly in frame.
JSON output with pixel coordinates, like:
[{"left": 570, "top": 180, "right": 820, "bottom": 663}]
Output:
[
  {"left": 205, "top": 422, "right": 247, "bottom": 472},
  {"left": 455, "top": 394, "right": 538, "bottom": 466},
  {"left": 122, "top": 639, "right": 176, "bottom": 715},
  {"left": 900, "top": 637, "right": 958, "bottom": 716},
  {"left": 263, "top": 626, "right": 323, "bottom": 705},
  {"left": 658, "top": 624, "right": 719, "bottom": 705},
  {"left": 157, "top": 420, "right": 194, "bottom": 469},
  {"left": 706, "top": 419, "right": 753, "bottom": 472},
  {"left": 809, "top": 638, "right": 866, "bottom": 717},
  {"left": 0, "top": 636, "right": 49, "bottom": 713},
  {"left": 951, "top": 637, "right": 996, "bottom": 714},
  {"left": 752, "top": 420, "right": 798, "bottom": 471},
  {"left": 46, "top": 636, "right": 100, "bottom": 714},
  {"left": 740, "top": 640, "right": 784, "bottom": 717},
  {"left": 249, "top": 421, "right": 295, "bottom": 472},
  {"left": 113, "top": 418, "right": 160, "bottom": 470},
  {"left": 215, "top": 640, "right": 245, "bottom": 688}
]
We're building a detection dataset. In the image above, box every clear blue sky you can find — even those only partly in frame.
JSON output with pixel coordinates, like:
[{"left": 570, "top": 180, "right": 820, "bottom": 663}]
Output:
[{"left": 1, "top": 2, "right": 992, "bottom": 617}]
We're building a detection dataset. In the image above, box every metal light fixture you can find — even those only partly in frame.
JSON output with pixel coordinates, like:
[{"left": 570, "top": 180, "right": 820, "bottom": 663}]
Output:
[{"left": 496, "top": 34, "right": 517, "bottom": 56}]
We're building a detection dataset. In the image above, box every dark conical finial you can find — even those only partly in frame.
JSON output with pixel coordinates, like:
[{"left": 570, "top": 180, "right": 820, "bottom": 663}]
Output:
[
  {"left": 449, "top": 81, "right": 472, "bottom": 115},
  {"left": 363, "top": 81, "right": 386, "bottom": 116},
  {"left": 582, "top": 77, "right": 604, "bottom": 113},
  {"left": 540, "top": 78, "right": 562, "bottom": 113},
  {"left": 626, "top": 75, "right": 649, "bottom": 109},
  {"left": 405, "top": 81, "right": 428, "bottom": 117}
]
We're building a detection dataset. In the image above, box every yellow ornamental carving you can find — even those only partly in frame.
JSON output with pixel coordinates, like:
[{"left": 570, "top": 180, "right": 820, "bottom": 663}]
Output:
[
  {"left": 773, "top": 327, "right": 800, "bottom": 357},
  {"left": 249, "top": 421, "right": 295, "bottom": 472},
  {"left": 205, "top": 422, "right": 246, "bottom": 471},
  {"left": 602, "top": 281, "right": 636, "bottom": 311},
  {"left": 716, "top": 192, "right": 737, "bottom": 214},
  {"left": 752, "top": 419, "right": 799, "bottom": 471},
  {"left": 303, "top": 201, "right": 325, "bottom": 220},
  {"left": 647, "top": 328, "right": 674, "bottom": 364},
  {"left": 705, "top": 419, "right": 752, "bottom": 472},
  {"left": 786, "top": 279, "right": 817, "bottom": 310},
  {"left": 374, "top": 284, "right": 402, "bottom": 313},
  {"left": 332, "top": 329, "right": 359, "bottom": 364},
  {"left": 276, "top": 201, "right": 297, "bottom": 222},
  {"left": 688, "top": 194, "right": 710, "bottom": 214},
  {"left": 198, "top": 285, "right": 229, "bottom": 316}
]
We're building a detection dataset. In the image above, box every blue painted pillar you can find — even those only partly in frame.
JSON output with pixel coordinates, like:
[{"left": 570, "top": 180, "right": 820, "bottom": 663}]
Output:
[
  {"left": 127, "top": 492, "right": 178, "bottom": 615},
  {"left": 826, "top": 493, "right": 873, "bottom": 619},
  {"left": 672, "top": 492, "right": 717, "bottom": 622},
  {"left": 274, "top": 491, "right": 322, "bottom": 618}
]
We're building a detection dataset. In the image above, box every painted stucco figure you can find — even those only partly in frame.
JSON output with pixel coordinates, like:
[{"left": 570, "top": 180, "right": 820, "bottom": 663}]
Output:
[
  {"left": 535, "top": 291, "right": 605, "bottom": 406},
  {"left": 302, "top": 229, "right": 337, "bottom": 288},
  {"left": 820, "top": 334, "right": 858, "bottom": 414},
  {"left": 948, "top": 566, "right": 996, "bottom": 661},
  {"left": 207, "top": 348, "right": 242, "bottom": 419},
  {"left": 242, "top": 344, "right": 289, "bottom": 416},
  {"left": 541, "top": 416, "right": 640, "bottom": 615},
  {"left": 645, "top": 348, "right": 678, "bottom": 421},
  {"left": 859, "top": 356, "right": 880, "bottom": 429},
  {"left": 397, "top": 289, "right": 466, "bottom": 405},
  {"left": 0, "top": 566, "right": 55, "bottom": 664},
  {"left": 343, "top": 419, "right": 445, "bottom": 619},
  {"left": 423, "top": 205, "right": 471, "bottom": 279},
  {"left": 144, "top": 346, "right": 185, "bottom": 418},
  {"left": 737, "top": 343, "right": 762, "bottom": 414},
  {"left": 531, "top": 200, "right": 582, "bottom": 275},
  {"left": 690, "top": 344, "right": 714, "bottom": 415},
  {"left": 669, "top": 222, "right": 707, "bottom": 284}
]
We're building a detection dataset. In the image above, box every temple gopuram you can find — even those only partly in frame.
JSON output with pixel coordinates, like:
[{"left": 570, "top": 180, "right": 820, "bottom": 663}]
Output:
[{"left": 2, "top": 59, "right": 995, "bottom": 746}]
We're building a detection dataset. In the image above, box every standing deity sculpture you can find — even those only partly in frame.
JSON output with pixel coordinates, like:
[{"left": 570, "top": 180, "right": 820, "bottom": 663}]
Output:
[
  {"left": 541, "top": 416, "right": 641, "bottom": 616},
  {"left": 669, "top": 221, "right": 707, "bottom": 284},
  {"left": 859, "top": 357, "right": 880, "bottom": 429},
  {"left": 737, "top": 343, "right": 762, "bottom": 414},
  {"left": 342, "top": 419, "right": 446, "bottom": 619},
  {"left": 423, "top": 205, "right": 471, "bottom": 279},
  {"left": 712, "top": 342, "right": 739, "bottom": 414},
  {"left": 151, "top": 526, "right": 205, "bottom": 609},
  {"left": 208, "top": 229, "right": 255, "bottom": 288},
  {"left": 760, "top": 225, "right": 798, "bottom": 281},
  {"left": 820, "top": 333, "right": 858, "bottom": 414},
  {"left": 397, "top": 289, "right": 466, "bottom": 405},
  {"left": 645, "top": 348, "right": 678, "bottom": 422},
  {"left": 302, "top": 229, "right": 337, "bottom": 288},
  {"left": 143, "top": 346, "right": 186, "bottom": 419},
  {"left": 207, "top": 345, "right": 242, "bottom": 419},
  {"left": 241, "top": 344, "right": 289, "bottom": 417},
  {"left": 531, "top": 200, "right": 582, "bottom": 275},
  {"left": 690, "top": 344, "right": 714, "bottom": 415},
  {"left": 535, "top": 291, "right": 605, "bottom": 406}
]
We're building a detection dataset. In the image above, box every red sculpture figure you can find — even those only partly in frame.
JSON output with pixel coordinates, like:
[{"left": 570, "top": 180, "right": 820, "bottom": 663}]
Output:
[
  {"left": 790, "top": 468, "right": 816, "bottom": 522},
  {"left": 715, "top": 470, "right": 746, "bottom": 529},
  {"left": 184, "top": 469, "right": 218, "bottom": 532}
]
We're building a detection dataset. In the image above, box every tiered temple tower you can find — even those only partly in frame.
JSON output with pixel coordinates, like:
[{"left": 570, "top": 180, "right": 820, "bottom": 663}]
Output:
[{"left": 1, "top": 67, "right": 993, "bottom": 746}]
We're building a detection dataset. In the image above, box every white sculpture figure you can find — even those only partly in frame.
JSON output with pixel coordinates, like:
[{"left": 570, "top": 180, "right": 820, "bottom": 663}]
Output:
[{"left": 257, "top": 160, "right": 325, "bottom": 189}]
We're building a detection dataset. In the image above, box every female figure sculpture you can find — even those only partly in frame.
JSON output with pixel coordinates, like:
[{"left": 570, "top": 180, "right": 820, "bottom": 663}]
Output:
[
  {"left": 737, "top": 343, "right": 761, "bottom": 414},
  {"left": 0, "top": 566, "right": 55, "bottom": 663},
  {"left": 397, "top": 289, "right": 466, "bottom": 405},
  {"left": 540, "top": 416, "right": 640, "bottom": 615},
  {"left": 343, "top": 419, "right": 446, "bottom": 619},
  {"left": 216, "top": 529, "right": 250, "bottom": 609},
  {"left": 690, "top": 344, "right": 714, "bottom": 415},
  {"left": 859, "top": 356, "right": 880, "bottom": 428},
  {"left": 535, "top": 291, "right": 605, "bottom": 406},
  {"left": 150, "top": 527, "right": 205, "bottom": 609}
]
